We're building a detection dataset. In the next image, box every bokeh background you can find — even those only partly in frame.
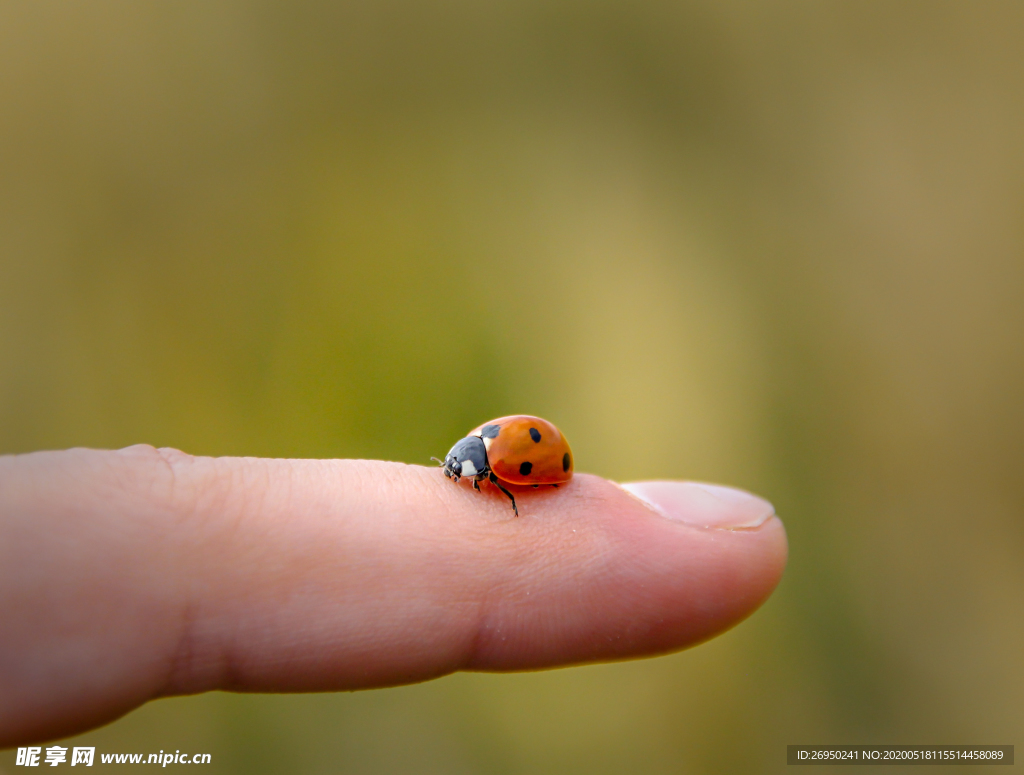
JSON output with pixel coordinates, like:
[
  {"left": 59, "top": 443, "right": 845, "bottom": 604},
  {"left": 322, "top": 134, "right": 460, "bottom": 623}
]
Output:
[{"left": 2, "top": 1, "right": 1022, "bottom": 772}]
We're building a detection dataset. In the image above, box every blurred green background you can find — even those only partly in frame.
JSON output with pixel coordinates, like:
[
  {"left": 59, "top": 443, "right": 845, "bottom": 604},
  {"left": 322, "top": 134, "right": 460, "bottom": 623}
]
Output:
[{"left": 2, "top": 1, "right": 1022, "bottom": 772}]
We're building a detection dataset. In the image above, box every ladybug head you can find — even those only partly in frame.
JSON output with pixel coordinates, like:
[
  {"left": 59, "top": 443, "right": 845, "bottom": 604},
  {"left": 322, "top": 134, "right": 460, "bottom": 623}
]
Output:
[{"left": 436, "top": 435, "right": 488, "bottom": 482}]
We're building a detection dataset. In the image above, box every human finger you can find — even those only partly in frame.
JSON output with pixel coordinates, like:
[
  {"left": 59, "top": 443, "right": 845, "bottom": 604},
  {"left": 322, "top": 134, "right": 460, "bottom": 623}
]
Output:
[{"left": 0, "top": 446, "right": 786, "bottom": 744}]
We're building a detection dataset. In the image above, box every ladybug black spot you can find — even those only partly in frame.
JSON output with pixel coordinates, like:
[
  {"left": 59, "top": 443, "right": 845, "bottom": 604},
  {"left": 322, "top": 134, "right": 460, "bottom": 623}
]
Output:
[
  {"left": 529, "top": 427, "right": 542, "bottom": 443},
  {"left": 562, "top": 452, "right": 571, "bottom": 472},
  {"left": 480, "top": 424, "right": 500, "bottom": 439},
  {"left": 519, "top": 461, "right": 533, "bottom": 476}
]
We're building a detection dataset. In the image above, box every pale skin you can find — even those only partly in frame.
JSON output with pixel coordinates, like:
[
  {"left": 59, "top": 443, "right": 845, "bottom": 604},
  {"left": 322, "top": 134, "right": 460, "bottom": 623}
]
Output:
[{"left": 0, "top": 445, "right": 788, "bottom": 746}]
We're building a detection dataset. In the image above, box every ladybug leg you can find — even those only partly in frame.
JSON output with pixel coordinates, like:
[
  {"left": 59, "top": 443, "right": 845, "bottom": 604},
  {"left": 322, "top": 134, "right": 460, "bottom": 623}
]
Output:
[{"left": 488, "top": 471, "right": 519, "bottom": 517}]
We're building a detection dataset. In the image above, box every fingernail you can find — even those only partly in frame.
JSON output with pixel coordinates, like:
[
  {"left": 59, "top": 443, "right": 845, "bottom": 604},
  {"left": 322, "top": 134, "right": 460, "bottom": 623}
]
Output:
[{"left": 618, "top": 481, "right": 776, "bottom": 529}]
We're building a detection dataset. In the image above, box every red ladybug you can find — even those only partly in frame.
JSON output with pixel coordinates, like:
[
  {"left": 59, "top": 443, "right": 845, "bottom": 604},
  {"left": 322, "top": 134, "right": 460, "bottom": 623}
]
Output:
[{"left": 433, "top": 415, "right": 574, "bottom": 516}]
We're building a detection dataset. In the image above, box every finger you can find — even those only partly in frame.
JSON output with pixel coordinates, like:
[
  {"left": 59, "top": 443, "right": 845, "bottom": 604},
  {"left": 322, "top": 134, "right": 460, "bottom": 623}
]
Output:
[{"left": 0, "top": 446, "right": 787, "bottom": 745}]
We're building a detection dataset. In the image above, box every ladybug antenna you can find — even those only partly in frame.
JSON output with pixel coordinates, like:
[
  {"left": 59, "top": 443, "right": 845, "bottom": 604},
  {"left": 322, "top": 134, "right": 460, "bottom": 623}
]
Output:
[{"left": 430, "top": 456, "right": 444, "bottom": 466}]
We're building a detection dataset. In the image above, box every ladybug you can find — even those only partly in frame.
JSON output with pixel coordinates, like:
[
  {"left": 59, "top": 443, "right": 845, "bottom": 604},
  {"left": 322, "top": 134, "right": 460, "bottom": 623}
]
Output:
[{"left": 433, "top": 415, "right": 574, "bottom": 516}]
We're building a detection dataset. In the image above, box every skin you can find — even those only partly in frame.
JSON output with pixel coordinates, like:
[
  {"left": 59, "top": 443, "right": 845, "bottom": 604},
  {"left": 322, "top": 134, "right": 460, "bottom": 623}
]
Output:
[{"left": 0, "top": 445, "right": 787, "bottom": 746}]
